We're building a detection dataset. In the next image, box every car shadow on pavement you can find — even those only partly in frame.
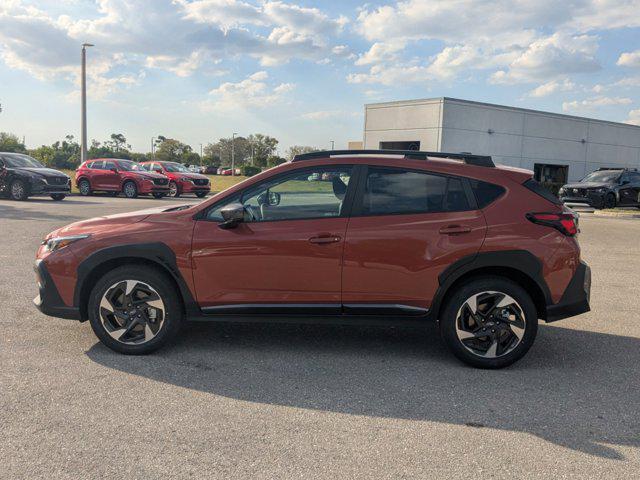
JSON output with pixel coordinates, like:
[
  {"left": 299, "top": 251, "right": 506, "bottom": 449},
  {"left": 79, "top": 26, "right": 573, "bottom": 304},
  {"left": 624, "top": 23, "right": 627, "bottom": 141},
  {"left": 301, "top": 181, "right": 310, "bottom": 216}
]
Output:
[
  {"left": 0, "top": 204, "right": 85, "bottom": 222},
  {"left": 86, "top": 322, "right": 640, "bottom": 460}
]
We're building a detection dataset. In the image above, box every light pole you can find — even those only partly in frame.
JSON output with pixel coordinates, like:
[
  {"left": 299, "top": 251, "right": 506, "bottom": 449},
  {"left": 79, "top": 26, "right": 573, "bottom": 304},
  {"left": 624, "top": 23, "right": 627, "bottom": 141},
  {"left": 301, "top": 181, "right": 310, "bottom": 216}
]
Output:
[
  {"left": 231, "top": 132, "right": 237, "bottom": 176},
  {"left": 151, "top": 137, "right": 156, "bottom": 158},
  {"left": 199, "top": 143, "right": 203, "bottom": 166},
  {"left": 80, "top": 43, "right": 94, "bottom": 164}
]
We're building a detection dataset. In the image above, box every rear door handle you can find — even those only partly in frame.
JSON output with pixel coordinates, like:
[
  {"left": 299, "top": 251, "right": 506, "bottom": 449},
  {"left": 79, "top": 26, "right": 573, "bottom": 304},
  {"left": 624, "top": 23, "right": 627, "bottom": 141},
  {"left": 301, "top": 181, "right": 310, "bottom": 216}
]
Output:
[
  {"left": 439, "top": 225, "right": 472, "bottom": 235},
  {"left": 309, "top": 235, "right": 342, "bottom": 244}
]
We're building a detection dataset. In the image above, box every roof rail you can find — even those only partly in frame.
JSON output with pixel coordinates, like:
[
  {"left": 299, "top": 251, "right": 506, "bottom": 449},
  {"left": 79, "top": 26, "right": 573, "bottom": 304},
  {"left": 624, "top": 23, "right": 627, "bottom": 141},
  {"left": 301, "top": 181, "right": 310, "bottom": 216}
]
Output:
[
  {"left": 291, "top": 149, "right": 495, "bottom": 167},
  {"left": 597, "top": 167, "right": 637, "bottom": 171}
]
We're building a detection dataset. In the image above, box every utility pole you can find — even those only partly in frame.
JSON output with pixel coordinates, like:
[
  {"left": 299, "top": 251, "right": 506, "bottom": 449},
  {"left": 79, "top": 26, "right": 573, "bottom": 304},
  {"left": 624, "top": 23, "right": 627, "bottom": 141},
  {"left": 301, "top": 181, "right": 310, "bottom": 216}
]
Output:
[
  {"left": 151, "top": 137, "right": 156, "bottom": 158},
  {"left": 80, "top": 43, "right": 94, "bottom": 164},
  {"left": 330, "top": 140, "right": 335, "bottom": 150},
  {"left": 200, "top": 143, "right": 203, "bottom": 166},
  {"left": 231, "top": 132, "right": 237, "bottom": 176}
]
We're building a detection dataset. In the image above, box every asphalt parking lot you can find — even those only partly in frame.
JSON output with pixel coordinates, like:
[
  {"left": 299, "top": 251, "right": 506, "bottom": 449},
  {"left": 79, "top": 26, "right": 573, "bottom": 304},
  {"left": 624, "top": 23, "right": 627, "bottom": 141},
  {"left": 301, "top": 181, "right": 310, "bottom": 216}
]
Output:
[{"left": 1, "top": 195, "right": 639, "bottom": 479}]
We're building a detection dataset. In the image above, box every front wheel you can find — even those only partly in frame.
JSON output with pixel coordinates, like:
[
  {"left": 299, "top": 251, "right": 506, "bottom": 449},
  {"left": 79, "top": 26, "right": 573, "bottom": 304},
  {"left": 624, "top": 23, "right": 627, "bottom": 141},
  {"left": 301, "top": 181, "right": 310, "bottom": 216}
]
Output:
[
  {"left": 88, "top": 265, "right": 183, "bottom": 354},
  {"left": 439, "top": 276, "right": 538, "bottom": 369},
  {"left": 50, "top": 193, "right": 66, "bottom": 201},
  {"left": 168, "top": 181, "right": 179, "bottom": 198},
  {"left": 123, "top": 181, "right": 138, "bottom": 198},
  {"left": 604, "top": 192, "right": 616, "bottom": 209},
  {"left": 78, "top": 179, "right": 92, "bottom": 196}
]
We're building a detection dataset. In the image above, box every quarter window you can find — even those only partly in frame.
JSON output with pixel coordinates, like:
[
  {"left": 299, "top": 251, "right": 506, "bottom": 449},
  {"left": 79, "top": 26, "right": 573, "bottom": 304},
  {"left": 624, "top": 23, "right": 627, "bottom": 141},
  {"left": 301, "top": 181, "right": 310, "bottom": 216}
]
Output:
[{"left": 361, "top": 167, "right": 471, "bottom": 215}]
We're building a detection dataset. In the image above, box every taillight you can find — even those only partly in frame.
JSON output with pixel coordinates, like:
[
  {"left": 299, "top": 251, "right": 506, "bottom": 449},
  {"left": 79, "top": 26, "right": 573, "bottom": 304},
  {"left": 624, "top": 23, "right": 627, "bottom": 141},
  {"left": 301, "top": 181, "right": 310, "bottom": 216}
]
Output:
[{"left": 526, "top": 212, "right": 578, "bottom": 236}]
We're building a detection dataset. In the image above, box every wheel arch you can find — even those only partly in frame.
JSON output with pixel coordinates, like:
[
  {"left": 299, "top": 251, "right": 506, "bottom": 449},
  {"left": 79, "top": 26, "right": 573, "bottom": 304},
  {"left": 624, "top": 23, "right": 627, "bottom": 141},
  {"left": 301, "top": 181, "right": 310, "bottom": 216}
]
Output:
[
  {"left": 431, "top": 251, "right": 551, "bottom": 322},
  {"left": 75, "top": 242, "right": 197, "bottom": 320}
]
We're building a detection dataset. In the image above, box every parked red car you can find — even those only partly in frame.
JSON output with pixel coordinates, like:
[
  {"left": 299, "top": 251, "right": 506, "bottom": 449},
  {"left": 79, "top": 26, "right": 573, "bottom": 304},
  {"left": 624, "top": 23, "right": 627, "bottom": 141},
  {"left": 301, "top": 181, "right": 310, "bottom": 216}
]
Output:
[
  {"left": 140, "top": 161, "right": 210, "bottom": 198},
  {"left": 35, "top": 150, "right": 590, "bottom": 368},
  {"left": 75, "top": 159, "right": 170, "bottom": 198}
]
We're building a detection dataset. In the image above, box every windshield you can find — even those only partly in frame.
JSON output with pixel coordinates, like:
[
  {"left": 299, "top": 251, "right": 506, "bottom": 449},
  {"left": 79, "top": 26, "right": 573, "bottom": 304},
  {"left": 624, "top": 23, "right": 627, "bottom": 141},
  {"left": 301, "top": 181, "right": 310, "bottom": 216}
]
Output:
[
  {"left": 2, "top": 153, "right": 44, "bottom": 168},
  {"left": 580, "top": 170, "right": 621, "bottom": 183},
  {"left": 116, "top": 160, "right": 142, "bottom": 171},
  {"left": 163, "top": 162, "right": 190, "bottom": 173}
]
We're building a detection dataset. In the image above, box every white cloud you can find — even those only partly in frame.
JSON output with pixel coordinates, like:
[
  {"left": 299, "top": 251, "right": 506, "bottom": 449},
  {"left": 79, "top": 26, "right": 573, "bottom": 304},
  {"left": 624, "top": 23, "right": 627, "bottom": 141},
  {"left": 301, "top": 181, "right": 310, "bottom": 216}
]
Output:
[
  {"left": 626, "top": 109, "right": 640, "bottom": 126},
  {"left": 617, "top": 50, "right": 640, "bottom": 68},
  {"left": 204, "top": 71, "right": 295, "bottom": 111},
  {"left": 347, "top": 64, "right": 432, "bottom": 86},
  {"left": 562, "top": 96, "right": 633, "bottom": 114},
  {"left": 529, "top": 78, "right": 576, "bottom": 97},
  {"left": 355, "top": 41, "right": 405, "bottom": 66}
]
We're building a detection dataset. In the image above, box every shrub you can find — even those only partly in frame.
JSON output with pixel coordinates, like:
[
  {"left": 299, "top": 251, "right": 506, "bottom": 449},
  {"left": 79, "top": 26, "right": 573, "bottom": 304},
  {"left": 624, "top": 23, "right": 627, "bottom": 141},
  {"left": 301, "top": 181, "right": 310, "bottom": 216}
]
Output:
[{"left": 241, "top": 165, "right": 261, "bottom": 177}]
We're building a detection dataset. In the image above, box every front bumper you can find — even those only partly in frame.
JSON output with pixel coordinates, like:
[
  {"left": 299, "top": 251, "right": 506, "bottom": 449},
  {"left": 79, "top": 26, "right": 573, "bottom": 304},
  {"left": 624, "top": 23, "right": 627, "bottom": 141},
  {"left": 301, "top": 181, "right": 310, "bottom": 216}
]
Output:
[
  {"left": 180, "top": 182, "right": 211, "bottom": 194},
  {"left": 138, "top": 182, "right": 170, "bottom": 194},
  {"left": 560, "top": 192, "right": 606, "bottom": 208},
  {"left": 33, "top": 259, "right": 81, "bottom": 320},
  {"left": 546, "top": 261, "right": 591, "bottom": 322},
  {"left": 30, "top": 182, "right": 71, "bottom": 195}
]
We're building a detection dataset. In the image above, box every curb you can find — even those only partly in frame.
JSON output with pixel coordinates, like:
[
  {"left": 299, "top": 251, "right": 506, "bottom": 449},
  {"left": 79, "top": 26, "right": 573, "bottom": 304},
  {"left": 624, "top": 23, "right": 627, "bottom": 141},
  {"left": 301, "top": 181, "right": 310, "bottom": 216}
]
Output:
[{"left": 592, "top": 210, "right": 640, "bottom": 219}]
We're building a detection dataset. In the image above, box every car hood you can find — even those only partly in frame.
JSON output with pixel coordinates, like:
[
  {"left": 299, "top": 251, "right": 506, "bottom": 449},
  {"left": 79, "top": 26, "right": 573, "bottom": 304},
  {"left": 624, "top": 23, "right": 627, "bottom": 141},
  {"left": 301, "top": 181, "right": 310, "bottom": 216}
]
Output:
[
  {"left": 130, "top": 171, "right": 166, "bottom": 180},
  {"left": 50, "top": 205, "right": 191, "bottom": 237},
  {"left": 12, "top": 167, "right": 70, "bottom": 178},
  {"left": 562, "top": 182, "right": 609, "bottom": 189}
]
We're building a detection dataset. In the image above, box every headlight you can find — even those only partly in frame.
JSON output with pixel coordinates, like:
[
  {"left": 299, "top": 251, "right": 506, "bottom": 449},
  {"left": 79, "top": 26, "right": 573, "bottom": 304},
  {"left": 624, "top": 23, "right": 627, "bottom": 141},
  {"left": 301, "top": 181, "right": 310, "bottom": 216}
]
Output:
[
  {"left": 558, "top": 187, "right": 565, "bottom": 195},
  {"left": 180, "top": 177, "right": 192, "bottom": 182},
  {"left": 42, "top": 234, "right": 90, "bottom": 252}
]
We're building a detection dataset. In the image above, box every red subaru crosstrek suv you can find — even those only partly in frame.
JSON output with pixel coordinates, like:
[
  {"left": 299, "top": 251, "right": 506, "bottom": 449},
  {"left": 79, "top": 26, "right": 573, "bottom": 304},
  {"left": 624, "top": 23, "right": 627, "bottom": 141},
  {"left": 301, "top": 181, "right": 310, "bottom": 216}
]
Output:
[
  {"left": 35, "top": 150, "right": 590, "bottom": 368},
  {"left": 139, "top": 161, "right": 211, "bottom": 198},
  {"left": 75, "top": 159, "right": 170, "bottom": 198}
]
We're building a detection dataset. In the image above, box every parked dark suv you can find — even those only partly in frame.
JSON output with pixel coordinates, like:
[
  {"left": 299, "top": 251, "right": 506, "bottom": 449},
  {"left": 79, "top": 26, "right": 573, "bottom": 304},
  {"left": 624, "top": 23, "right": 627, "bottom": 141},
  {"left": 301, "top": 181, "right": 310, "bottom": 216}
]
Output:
[
  {"left": 34, "top": 150, "right": 591, "bottom": 368},
  {"left": 0, "top": 152, "right": 71, "bottom": 201},
  {"left": 559, "top": 168, "right": 640, "bottom": 209}
]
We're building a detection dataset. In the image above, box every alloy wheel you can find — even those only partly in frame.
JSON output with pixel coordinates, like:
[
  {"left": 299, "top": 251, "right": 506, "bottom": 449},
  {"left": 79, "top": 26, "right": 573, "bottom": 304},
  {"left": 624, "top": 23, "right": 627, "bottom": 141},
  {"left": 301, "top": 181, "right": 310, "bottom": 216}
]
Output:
[
  {"left": 11, "top": 181, "right": 26, "bottom": 200},
  {"left": 79, "top": 180, "right": 91, "bottom": 196},
  {"left": 455, "top": 291, "right": 526, "bottom": 358},
  {"left": 124, "top": 182, "right": 137, "bottom": 198},
  {"left": 99, "top": 280, "right": 165, "bottom": 345},
  {"left": 168, "top": 181, "right": 178, "bottom": 197}
]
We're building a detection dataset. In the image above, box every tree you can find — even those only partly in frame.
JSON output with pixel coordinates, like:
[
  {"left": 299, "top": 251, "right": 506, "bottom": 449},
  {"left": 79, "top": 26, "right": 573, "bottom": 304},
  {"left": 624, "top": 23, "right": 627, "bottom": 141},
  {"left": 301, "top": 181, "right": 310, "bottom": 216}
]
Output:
[
  {"left": 154, "top": 136, "right": 197, "bottom": 163},
  {"left": 105, "top": 133, "right": 130, "bottom": 153},
  {"left": 0, "top": 132, "right": 26, "bottom": 153},
  {"left": 30, "top": 135, "right": 80, "bottom": 168},
  {"left": 246, "top": 134, "right": 278, "bottom": 167},
  {"left": 285, "top": 145, "right": 319, "bottom": 160}
]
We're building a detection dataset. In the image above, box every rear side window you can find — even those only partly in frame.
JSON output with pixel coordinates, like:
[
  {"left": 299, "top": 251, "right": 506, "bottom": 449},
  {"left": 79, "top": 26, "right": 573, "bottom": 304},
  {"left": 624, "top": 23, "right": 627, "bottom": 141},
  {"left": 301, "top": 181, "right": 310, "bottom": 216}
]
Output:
[
  {"left": 361, "top": 167, "right": 471, "bottom": 215},
  {"left": 523, "top": 178, "right": 561, "bottom": 205},
  {"left": 469, "top": 179, "right": 506, "bottom": 208}
]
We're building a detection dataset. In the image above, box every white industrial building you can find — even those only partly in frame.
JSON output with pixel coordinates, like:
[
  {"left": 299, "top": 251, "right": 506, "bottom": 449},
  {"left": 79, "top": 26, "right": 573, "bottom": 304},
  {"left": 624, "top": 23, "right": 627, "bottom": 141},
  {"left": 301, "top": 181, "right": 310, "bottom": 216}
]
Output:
[{"left": 363, "top": 97, "right": 640, "bottom": 183}]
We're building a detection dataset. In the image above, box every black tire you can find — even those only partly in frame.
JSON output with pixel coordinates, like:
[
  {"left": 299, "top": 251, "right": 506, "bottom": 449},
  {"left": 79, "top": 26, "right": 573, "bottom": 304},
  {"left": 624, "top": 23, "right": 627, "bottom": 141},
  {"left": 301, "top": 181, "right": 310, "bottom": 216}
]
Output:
[
  {"left": 439, "top": 276, "right": 538, "bottom": 369},
  {"left": 195, "top": 191, "right": 208, "bottom": 198},
  {"left": 50, "top": 193, "right": 66, "bottom": 201},
  {"left": 88, "top": 265, "right": 183, "bottom": 354},
  {"left": 123, "top": 181, "right": 138, "bottom": 199},
  {"left": 9, "top": 179, "right": 29, "bottom": 201},
  {"left": 78, "top": 179, "right": 92, "bottom": 196},
  {"left": 168, "top": 181, "right": 179, "bottom": 198},
  {"left": 152, "top": 192, "right": 166, "bottom": 199},
  {"left": 604, "top": 192, "right": 616, "bottom": 209}
]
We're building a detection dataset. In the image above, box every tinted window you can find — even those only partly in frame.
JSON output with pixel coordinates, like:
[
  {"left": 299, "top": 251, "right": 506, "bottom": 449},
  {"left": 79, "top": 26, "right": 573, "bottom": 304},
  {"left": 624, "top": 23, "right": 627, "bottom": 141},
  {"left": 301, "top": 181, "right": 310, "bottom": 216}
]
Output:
[
  {"left": 103, "top": 161, "right": 117, "bottom": 170},
  {"left": 361, "top": 168, "right": 470, "bottom": 215},
  {"left": 469, "top": 179, "right": 506, "bottom": 208},
  {"left": 2, "top": 153, "right": 44, "bottom": 168},
  {"left": 206, "top": 167, "right": 353, "bottom": 222},
  {"left": 523, "top": 178, "right": 560, "bottom": 205}
]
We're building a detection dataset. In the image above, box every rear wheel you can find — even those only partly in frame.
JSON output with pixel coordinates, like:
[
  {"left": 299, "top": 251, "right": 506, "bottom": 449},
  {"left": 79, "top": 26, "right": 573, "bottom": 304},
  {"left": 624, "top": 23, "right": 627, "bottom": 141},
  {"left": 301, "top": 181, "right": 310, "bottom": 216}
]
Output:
[
  {"left": 168, "top": 181, "right": 179, "bottom": 198},
  {"left": 78, "top": 179, "right": 91, "bottom": 196},
  {"left": 88, "top": 265, "right": 183, "bottom": 354},
  {"left": 10, "top": 180, "right": 28, "bottom": 201},
  {"left": 50, "top": 193, "right": 66, "bottom": 201},
  {"left": 439, "top": 276, "right": 538, "bottom": 369},
  {"left": 123, "top": 181, "right": 138, "bottom": 198}
]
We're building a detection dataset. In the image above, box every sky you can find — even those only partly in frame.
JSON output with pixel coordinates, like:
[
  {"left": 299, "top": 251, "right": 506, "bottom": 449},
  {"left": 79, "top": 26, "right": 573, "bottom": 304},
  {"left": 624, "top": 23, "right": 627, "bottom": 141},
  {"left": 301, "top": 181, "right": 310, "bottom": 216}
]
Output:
[{"left": 0, "top": 0, "right": 639, "bottom": 154}]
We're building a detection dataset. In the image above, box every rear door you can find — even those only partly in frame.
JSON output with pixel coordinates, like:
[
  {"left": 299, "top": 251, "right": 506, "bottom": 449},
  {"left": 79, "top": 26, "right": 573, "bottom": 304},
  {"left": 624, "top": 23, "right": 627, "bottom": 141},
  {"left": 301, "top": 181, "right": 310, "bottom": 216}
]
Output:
[
  {"left": 619, "top": 172, "right": 640, "bottom": 205},
  {"left": 341, "top": 166, "right": 487, "bottom": 314}
]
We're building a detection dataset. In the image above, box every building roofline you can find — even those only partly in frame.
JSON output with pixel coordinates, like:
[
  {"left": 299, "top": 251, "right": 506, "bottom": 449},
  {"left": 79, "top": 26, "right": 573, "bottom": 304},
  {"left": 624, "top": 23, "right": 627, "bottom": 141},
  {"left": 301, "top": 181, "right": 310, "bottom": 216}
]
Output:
[{"left": 365, "top": 96, "right": 640, "bottom": 130}]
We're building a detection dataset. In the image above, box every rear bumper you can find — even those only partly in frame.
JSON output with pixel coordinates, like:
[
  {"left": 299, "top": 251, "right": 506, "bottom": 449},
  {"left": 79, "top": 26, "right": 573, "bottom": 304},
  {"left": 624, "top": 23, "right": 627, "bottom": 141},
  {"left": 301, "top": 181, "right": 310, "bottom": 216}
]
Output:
[
  {"left": 546, "top": 261, "right": 591, "bottom": 322},
  {"left": 33, "top": 260, "right": 81, "bottom": 320}
]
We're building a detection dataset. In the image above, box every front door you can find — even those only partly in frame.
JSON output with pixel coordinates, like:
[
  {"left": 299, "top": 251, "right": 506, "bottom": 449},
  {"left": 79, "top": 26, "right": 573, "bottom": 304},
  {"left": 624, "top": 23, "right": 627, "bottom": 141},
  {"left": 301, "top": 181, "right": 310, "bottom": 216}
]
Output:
[
  {"left": 101, "top": 160, "right": 121, "bottom": 191},
  {"left": 191, "top": 165, "right": 355, "bottom": 312},
  {"left": 341, "top": 166, "right": 487, "bottom": 313}
]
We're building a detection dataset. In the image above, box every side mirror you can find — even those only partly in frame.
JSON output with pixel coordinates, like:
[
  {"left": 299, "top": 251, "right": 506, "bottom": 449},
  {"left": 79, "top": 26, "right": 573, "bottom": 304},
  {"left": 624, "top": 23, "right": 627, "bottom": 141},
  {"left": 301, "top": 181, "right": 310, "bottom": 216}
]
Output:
[
  {"left": 219, "top": 202, "right": 245, "bottom": 229},
  {"left": 257, "top": 191, "right": 281, "bottom": 206},
  {"left": 111, "top": 168, "right": 118, "bottom": 173}
]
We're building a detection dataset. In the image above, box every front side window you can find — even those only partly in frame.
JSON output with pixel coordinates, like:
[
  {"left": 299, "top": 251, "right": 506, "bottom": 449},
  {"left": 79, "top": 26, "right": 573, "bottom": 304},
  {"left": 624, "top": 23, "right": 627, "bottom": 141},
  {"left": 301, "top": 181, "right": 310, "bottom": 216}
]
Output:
[
  {"left": 361, "top": 167, "right": 471, "bottom": 215},
  {"left": 103, "top": 160, "right": 117, "bottom": 170},
  {"left": 206, "top": 166, "right": 353, "bottom": 222}
]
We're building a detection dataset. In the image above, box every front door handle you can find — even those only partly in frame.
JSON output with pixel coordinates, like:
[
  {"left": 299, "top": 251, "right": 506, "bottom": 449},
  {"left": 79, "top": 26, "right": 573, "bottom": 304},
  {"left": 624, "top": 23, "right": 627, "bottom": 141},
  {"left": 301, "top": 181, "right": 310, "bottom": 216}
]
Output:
[
  {"left": 309, "top": 235, "right": 342, "bottom": 244},
  {"left": 439, "top": 225, "right": 472, "bottom": 235}
]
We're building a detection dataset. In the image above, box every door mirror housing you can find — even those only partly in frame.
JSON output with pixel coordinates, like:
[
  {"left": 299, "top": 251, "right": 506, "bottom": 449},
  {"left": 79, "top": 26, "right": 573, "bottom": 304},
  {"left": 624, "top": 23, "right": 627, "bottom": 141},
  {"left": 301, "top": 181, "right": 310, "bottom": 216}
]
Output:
[
  {"left": 219, "top": 203, "right": 245, "bottom": 229},
  {"left": 111, "top": 168, "right": 119, "bottom": 173}
]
